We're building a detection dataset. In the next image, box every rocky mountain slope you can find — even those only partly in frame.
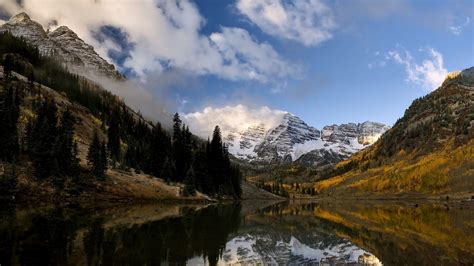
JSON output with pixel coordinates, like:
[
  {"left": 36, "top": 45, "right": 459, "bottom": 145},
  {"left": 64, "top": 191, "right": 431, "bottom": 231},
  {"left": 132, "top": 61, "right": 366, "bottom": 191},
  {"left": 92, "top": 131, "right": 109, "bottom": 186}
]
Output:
[
  {"left": 315, "top": 67, "right": 474, "bottom": 198},
  {"left": 0, "top": 12, "right": 123, "bottom": 79},
  {"left": 224, "top": 112, "right": 389, "bottom": 166},
  {"left": 0, "top": 66, "right": 209, "bottom": 202}
]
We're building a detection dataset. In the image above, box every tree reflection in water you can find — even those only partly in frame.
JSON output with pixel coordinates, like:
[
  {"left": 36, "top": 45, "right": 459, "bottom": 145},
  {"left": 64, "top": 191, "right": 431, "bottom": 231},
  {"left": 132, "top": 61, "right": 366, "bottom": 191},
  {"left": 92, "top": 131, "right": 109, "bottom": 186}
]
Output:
[{"left": 0, "top": 200, "right": 473, "bottom": 265}]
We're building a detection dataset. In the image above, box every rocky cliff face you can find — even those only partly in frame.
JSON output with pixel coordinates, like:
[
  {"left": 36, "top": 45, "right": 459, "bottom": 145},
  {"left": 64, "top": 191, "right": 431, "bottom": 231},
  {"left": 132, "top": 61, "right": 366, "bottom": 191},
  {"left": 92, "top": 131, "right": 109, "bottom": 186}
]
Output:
[
  {"left": 224, "top": 112, "right": 389, "bottom": 165},
  {"left": 0, "top": 12, "right": 123, "bottom": 79}
]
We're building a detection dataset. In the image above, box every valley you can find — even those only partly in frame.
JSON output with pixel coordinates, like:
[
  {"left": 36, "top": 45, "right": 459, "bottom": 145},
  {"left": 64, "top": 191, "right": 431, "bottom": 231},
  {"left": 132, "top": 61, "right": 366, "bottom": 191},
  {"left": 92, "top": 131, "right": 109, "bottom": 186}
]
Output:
[{"left": 0, "top": 3, "right": 473, "bottom": 265}]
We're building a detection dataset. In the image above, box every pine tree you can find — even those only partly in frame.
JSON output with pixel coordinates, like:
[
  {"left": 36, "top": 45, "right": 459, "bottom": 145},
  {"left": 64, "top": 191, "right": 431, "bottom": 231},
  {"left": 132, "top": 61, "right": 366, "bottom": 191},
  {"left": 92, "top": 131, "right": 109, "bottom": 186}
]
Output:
[
  {"left": 27, "top": 66, "right": 35, "bottom": 88},
  {"left": 149, "top": 123, "right": 170, "bottom": 177},
  {"left": 107, "top": 109, "right": 121, "bottom": 164},
  {"left": 204, "top": 125, "right": 242, "bottom": 198},
  {"left": 0, "top": 86, "right": 20, "bottom": 162},
  {"left": 229, "top": 166, "right": 242, "bottom": 199},
  {"left": 184, "top": 166, "right": 196, "bottom": 196},
  {"left": 162, "top": 157, "right": 175, "bottom": 183},
  {"left": 172, "top": 113, "right": 186, "bottom": 181},
  {"left": 210, "top": 126, "right": 223, "bottom": 157},
  {"left": 87, "top": 131, "right": 106, "bottom": 180},
  {"left": 193, "top": 146, "right": 211, "bottom": 194},
  {"left": 3, "top": 54, "right": 14, "bottom": 81},
  {"left": 100, "top": 141, "right": 108, "bottom": 176},
  {"left": 208, "top": 126, "right": 224, "bottom": 195},
  {"left": 29, "top": 100, "right": 58, "bottom": 179},
  {"left": 53, "top": 108, "right": 79, "bottom": 177},
  {"left": 173, "top": 113, "right": 182, "bottom": 141}
]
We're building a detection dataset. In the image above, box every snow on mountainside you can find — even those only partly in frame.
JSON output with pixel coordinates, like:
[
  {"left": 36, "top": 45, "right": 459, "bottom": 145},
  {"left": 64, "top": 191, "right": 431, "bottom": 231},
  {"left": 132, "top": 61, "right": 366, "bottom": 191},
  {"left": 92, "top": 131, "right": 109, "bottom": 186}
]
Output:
[
  {"left": 0, "top": 12, "right": 123, "bottom": 79},
  {"left": 223, "top": 111, "right": 389, "bottom": 165},
  {"left": 219, "top": 234, "right": 382, "bottom": 265}
]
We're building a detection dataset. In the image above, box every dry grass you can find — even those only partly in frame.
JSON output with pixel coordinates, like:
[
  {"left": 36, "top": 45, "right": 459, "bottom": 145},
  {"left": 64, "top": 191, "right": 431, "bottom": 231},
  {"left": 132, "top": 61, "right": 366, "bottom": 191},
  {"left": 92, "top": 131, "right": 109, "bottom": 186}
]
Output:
[{"left": 315, "top": 139, "right": 474, "bottom": 197}]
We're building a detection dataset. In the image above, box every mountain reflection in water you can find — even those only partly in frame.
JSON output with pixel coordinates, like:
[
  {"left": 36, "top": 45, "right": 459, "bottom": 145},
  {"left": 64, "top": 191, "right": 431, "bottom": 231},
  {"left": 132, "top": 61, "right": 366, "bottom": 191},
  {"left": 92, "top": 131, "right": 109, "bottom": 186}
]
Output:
[{"left": 0, "top": 200, "right": 473, "bottom": 265}]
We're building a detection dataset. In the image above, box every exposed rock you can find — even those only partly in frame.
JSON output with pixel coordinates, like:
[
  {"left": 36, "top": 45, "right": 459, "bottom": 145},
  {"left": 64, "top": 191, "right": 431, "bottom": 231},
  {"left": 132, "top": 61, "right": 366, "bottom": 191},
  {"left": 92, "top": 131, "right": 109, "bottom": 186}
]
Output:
[
  {"left": 0, "top": 12, "right": 123, "bottom": 79},
  {"left": 224, "top": 111, "right": 389, "bottom": 166}
]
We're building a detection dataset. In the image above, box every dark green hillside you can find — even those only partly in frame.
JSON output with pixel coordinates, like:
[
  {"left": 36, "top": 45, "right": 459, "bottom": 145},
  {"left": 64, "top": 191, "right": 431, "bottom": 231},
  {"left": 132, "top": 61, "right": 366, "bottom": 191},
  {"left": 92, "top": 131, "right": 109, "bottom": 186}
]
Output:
[{"left": 0, "top": 32, "right": 242, "bottom": 201}]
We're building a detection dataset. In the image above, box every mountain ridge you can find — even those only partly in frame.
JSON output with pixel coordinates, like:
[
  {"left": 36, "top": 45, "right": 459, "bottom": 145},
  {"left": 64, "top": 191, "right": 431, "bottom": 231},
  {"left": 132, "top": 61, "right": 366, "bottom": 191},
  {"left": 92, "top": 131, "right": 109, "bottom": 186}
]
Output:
[
  {"left": 223, "top": 111, "right": 389, "bottom": 166},
  {"left": 0, "top": 12, "right": 123, "bottom": 79},
  {"left": 314, "top": 67, "right": 474, "bottom": 197}
]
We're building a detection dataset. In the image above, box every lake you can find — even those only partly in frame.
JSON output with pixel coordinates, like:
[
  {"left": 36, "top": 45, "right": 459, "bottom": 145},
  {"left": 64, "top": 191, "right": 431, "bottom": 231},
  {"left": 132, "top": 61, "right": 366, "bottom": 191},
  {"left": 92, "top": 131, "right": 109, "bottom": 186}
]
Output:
[{"left": 0, "top": 200, "right": 473, "bottom": 265}]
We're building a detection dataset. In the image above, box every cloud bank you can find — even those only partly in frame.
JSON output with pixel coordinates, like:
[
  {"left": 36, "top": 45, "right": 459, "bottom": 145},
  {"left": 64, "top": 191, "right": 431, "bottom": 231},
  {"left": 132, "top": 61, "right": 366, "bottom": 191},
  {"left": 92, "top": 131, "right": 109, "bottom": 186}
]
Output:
[
  {"left": 236, "top": 0, "right": 336, "bottom": 46},
  {"left": 388, "top": 47, "right": 448, "bottom": 91},
  {"left": 183, "top": 104, "right": 286, "bottom": 139},
  {"left": 0, "top": 0, "right": 298, "bottom": 83}
]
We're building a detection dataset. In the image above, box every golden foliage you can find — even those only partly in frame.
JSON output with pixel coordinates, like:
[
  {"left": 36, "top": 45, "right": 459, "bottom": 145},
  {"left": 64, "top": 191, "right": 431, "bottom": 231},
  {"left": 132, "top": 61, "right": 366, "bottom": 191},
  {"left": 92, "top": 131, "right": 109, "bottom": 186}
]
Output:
[{"left": 315, "top": 139, "right": 474, "bottom": 195}]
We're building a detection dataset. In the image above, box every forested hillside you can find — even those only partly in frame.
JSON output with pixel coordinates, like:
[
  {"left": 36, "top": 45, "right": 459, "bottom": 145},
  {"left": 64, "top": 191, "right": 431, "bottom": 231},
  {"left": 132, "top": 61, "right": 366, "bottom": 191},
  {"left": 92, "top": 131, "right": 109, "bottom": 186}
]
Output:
[
  {"left": 0, "top": 32, "right": 241, "bottom": 201},
  {"left": 313, "top": 68, "right": 474, "bottom": 198}
]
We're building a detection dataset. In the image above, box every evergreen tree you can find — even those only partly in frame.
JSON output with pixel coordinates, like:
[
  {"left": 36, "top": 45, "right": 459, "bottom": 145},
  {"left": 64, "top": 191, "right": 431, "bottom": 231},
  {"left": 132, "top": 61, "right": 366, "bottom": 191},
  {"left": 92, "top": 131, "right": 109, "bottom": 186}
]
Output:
[
  {"left": 3, "top": 54, "right": 13, "bottom": 80},
  {"left": 87, "top": 131, "right": 106, "bottom": 180},
  {"left": 208, "top": 126, "right": 224, "bottom": 194},
  {"left": 161, "top": 157, "right": 175, "bottom": 183},
  {"left": 204, "top": 125, "right": 242, "bottom": 199},
  {"left": 29, "top": 100, "right": 58, "bottom": 179},
  {"left": 173, "top": 113, "right": 182, "bottom": 141},
  {"left": 0, "top": 86, "right": 20, "bottom": 162},
  {"left": 107, "top": 109, "right": 121, "bottom": 163},
  {"left": 149, "top": 123, "right": 170, "bottom": 177},
  {"left": 210, "top": 126, "right": 223, "bottom": 157},
  {"left": 229, "top": 165, "right": 242, "bottom": 199},
  {"left": 53, "top": 108, "right": 79, "bottom": 177},
  {"left": 27, "top": 66, "right": 35, "bottom": 88},
  {"left": 100, "top": 142, "right": 108, "bottom": 175},
  {"left": 184, "top": 166, "right": 196, "bottom": 196},
  {"left": 193, "top": 146, "right": 211, "bottom": 194},
  {"left": 172, "top": 113, "right": 186, "bottom": 181}
]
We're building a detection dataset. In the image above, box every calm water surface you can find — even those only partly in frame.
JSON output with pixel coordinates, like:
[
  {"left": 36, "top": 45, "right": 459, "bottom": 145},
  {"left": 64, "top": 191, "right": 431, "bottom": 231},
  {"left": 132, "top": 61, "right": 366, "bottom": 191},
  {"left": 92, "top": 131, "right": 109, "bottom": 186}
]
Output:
[{"left": 0, "top": 200, "right": 473, "bottom": 265}]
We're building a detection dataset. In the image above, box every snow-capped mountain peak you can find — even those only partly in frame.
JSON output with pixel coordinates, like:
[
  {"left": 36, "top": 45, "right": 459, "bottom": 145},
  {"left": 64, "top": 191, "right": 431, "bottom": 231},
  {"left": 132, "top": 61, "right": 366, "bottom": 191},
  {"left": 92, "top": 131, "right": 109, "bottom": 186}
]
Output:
[{"left": 221, "top": 111, "right": 389, "bottom": 165}]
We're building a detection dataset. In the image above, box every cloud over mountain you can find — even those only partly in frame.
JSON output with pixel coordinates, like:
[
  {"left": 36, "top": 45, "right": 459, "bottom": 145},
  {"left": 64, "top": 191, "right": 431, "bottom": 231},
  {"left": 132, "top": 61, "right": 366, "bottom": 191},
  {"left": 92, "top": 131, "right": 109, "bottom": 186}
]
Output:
[
  {"left": 0, "top": 0, "right": 297, "bottom": 83},
  {"left": 388, "top": 47, "right": 448, "bottom": 91},
  {"left": 183, "top": 104, "right": 286, "bottom": 139}
]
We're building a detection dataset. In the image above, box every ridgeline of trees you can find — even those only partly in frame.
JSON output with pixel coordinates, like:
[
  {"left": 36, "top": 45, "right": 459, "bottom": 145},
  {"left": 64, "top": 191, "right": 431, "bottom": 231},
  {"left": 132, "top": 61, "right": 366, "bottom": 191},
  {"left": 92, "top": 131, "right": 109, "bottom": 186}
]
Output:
[{"left": 0, "top": 31, "right": 242, "bottom": 199}]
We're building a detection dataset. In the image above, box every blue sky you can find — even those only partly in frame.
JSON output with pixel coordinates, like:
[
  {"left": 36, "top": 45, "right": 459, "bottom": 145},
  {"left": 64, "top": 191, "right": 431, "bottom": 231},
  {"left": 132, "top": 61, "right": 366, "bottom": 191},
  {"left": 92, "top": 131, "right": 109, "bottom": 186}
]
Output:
[
  {"left": 178, "top": 0, "right": 473, "bottom": 128},
  {"left": 2, "top": 0, "right": 473, "bottom": 129}
]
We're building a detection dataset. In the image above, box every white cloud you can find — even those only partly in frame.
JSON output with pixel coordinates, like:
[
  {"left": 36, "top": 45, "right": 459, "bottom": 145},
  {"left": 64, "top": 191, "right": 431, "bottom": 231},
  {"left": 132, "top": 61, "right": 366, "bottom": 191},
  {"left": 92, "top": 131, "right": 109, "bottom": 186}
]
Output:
[
  {"left": 0, "top": 0, "right": 297, "bottom": 83},
  {"left": 236, "top": 0, "right": 336, "bottom": 46},
  {"left": 448, "top": 16, "right": 470, "bottom": 36},
  {"left": 388, "top": 47, "right": 448, "bottom": 91},
  {"left": 183, "top": 104, "right": 286, "bottom": 139},
  {"left": 209, "top": 27, "right": 299, "bottom": 82}
]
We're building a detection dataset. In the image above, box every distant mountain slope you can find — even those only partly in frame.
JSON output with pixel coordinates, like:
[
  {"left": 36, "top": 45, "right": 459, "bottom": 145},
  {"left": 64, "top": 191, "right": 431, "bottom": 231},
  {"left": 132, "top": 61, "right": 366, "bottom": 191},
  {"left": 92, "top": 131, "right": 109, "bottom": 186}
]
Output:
[
  {"left": 315, "top": 67, "right": 474, "bottom": 198},
  {"left": 0, "top": 12, "right": 123, "bottom": 79},
  {"left": 223, "top": 112, "right": 389, "bottom": 166}
]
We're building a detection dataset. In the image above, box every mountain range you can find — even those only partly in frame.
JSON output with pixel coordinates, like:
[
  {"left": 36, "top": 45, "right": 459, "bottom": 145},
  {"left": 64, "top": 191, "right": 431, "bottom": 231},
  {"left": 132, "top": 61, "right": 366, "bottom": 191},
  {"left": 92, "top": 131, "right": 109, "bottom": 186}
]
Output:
[
  {"left": 1, "top": 12, "right": 390, "bottom": 168},
  {"left": 224, "top": 112, "right": 389, "bottom": 166}
]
